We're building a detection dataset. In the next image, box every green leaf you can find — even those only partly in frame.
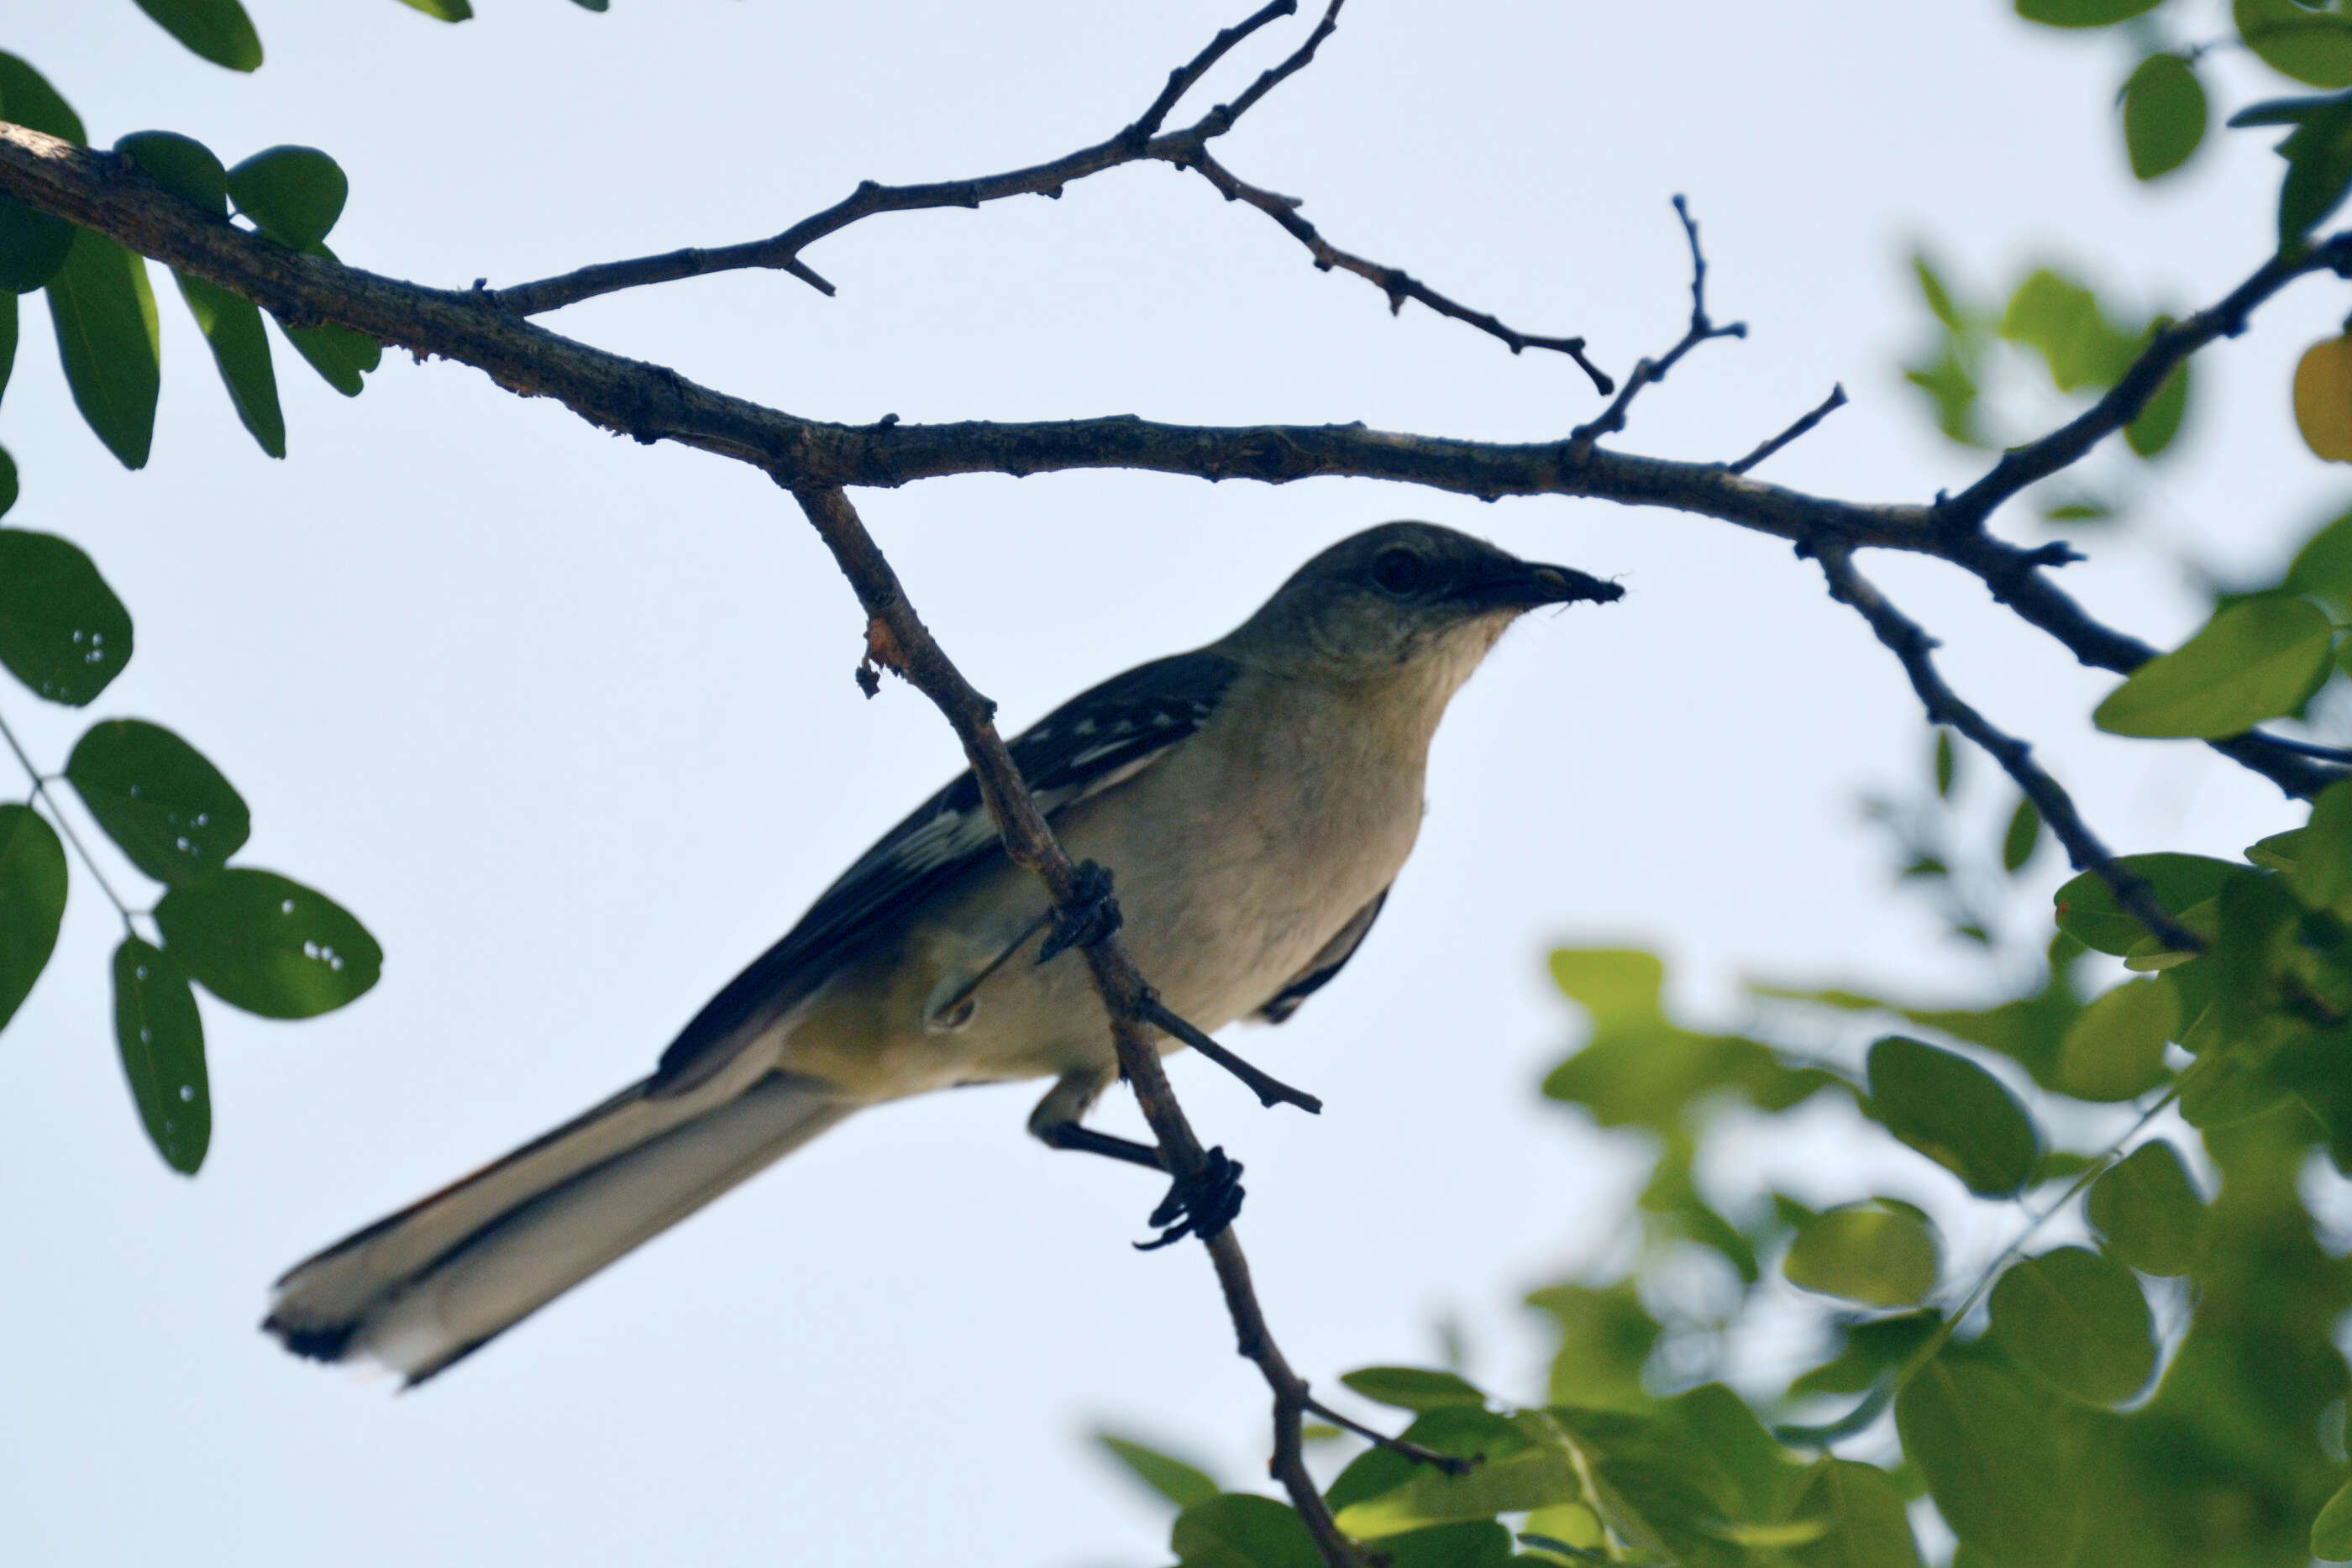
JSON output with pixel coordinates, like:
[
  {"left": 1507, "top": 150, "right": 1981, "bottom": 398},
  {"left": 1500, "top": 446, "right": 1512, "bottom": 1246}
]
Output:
[
  {"left": 1334, "top": 1443, "right": 1580, "bottom": 1539},
  {"left": 0, "top": 803, "right": 66, "bottom": 1030},
  {"left": 1784, "top": 1460, "right": 1925, "bottom": 1568},
  {"left": 2056, "top": 978, "right": 2176, "bottom": 1101},
  {"left": 65, "top": 719, "right": 251, "bottom": 884},
  {"left": 1866, "top": 1036, "right": 2040, "bottom": 1197},
  {"left": 1378, "top": 1522, "right": 1512, "bottom": 1568},
  {"left": 2001, "top": 269, "right": 2142, "bottom": 392},
  {"left": 153, "top": 868, "right": 381, "bottom": 1018},
  {"left": 1171, "top": 1494, "right": 1320, "bottom": 1568},
  {"left": 1894, "top": 1354, "right": 2079, "bottom": 1567},
  {"left": 275, "top": 318, "right": 377, "bottom": 397},
  {"left": 1, "top": 294, "right": 15, "bottom": 409},
  {"left": 1095, "top": 1433, "right": 1220, "bottom": 1509},
  {"left": 114, "top": 131, "right": 229, "bottom": 216},
  {"left": 129, "top": 0, "right": 262, "bottom": 71},
  {"left": 395, "top": 0, "right": 475, "bottom": 16},
  {"left": 1784, "top": 1203, "right": 1940, "bottom": 1308},
  {"left": 1914, "top": 252, "right": 1962, "bottom": 331},
  {"left": 0, "top": 54, "right": 83, "bottom": 294},
  {"left": 176, "top": 273, "right": 284, "bottom": 457},
  {"left": 2286, "top": 503, "right": 2352, "bottom": 616},
  {"left": 0, "top": 442, "right": 13, "bottom": 513},
  {"left": 1904, "top": 347, "right": 1982, "bottom": 444},
  {"left": 227, "top": 146, "right": 348, "bottom": 251},
  {"left": 2314, "top": 1476, "right": 2352, "bottom": 1560},
  {"left": 0, "top": 527, "right": 134, "bottom": 704},
  {"left": 1548, "top": 947, "right": 1663, "bottom": 1023},
  {"left": 2093, "top": 594, "right": 2334, "bottom": 738},
  {"left": 2042, "top": 499, "right": 2113, "bottom": 523},
  {"left": 1934, "top": 729, "right": 1956, "bottom": 797},
  {"left": 2239, "top": 0, "right": 2352, "bottom": 88},
  {"left": 2087, "top": 1140, "right": 2206, "bottom": 1274},
  {"left": 112, "top": 938, "right": 208, "bottom": 1173},
  {"left": 2276, "top": 106, "right": 2352, "bottom": 245},
  {"left": 2053, "top": 853, "right": 2241, "bottom": 954},
  {"left": 2019, "top": 0, "right": 2161, "bottom": 24},
  {"left": 1520, "top": 1504, "right": 1605, "bottom": 1562},
  {"left": 1338, "top": 1366, "right": 1488, "bottom": 1413},
  {"left": 44, "top": 228, "right": 160, "bottom": 469},
  {"left": 2125, "top": 356, "right": 2190, "bottom": 457},
  {"left": 2003, "top": 795, "right": 2041, "bottom": 873},
  {"left": 1987, "top": 1246, "right": 2157, "bottom": 1404},
  {"left": 2293, "top": 779, "right": 2352, "bottom": 908},
  {"left": 2123, "top": 54, "right": 2208, "bottom": 180},
  {"left": 1789, "top": 1313, "right": 1941, "bottom": 1400}
]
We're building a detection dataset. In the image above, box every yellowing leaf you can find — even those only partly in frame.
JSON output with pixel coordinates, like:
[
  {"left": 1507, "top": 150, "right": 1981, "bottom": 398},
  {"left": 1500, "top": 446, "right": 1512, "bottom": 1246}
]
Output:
[{"left": 2298, "top": 337, "right": 2352, "bottom": 462}]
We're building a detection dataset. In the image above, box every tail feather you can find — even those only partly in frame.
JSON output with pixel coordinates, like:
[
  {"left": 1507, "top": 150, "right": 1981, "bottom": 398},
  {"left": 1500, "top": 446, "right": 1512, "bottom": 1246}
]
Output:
[{"left": 265, "top": 1072, "right": 853, "bottom": 1384}]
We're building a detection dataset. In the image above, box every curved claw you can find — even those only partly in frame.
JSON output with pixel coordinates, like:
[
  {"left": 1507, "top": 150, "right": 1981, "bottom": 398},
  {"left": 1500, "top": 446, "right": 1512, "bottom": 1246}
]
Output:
[
  {"left": 1038, "top": 860, "right": 1123, "bottom": 965},
  {"left": 1134, "top": 1146, "right": 1246, "bottom": 1251}
]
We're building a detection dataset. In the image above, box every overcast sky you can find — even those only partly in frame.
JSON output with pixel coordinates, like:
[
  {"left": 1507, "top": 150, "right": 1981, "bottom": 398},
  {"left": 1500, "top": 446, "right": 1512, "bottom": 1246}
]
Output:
[{"left": 0, "top": 3, "right": 2339, "bottom": 1565}]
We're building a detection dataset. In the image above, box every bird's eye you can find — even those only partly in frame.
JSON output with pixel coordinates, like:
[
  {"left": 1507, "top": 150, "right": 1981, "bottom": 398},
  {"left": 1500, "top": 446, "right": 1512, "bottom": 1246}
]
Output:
[{"left": 1371, "top": 548, "right": 1427, "bottom": 595}]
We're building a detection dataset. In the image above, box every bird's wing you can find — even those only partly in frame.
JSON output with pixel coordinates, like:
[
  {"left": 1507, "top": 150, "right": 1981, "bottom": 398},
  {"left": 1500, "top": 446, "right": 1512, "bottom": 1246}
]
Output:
[
  {"left": 649, "top": 650, "right": 1243, "bottom": 1093},
  {"left": 1254, "top": 887, "right": 1389, "bottom": 1025}
]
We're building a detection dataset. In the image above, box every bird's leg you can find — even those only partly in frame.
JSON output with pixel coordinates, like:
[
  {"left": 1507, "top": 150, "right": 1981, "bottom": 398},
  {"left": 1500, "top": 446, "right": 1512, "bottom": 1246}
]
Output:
[
  {"left": 1134, "top": 1146, "right": 1245, "bottom": 1251},
  {"left": 1027, "top": 1072, "right": 1246, "bottom": 1245},
  {"left": 1027, "top": 1070, "right": 1163, "bottom": 1169}
]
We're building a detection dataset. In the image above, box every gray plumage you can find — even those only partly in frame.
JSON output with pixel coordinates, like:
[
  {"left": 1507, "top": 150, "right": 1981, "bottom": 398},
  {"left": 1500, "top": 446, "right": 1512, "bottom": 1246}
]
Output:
[{"left": 263, "top": 521, "right": 1620, "bottom": 1383}]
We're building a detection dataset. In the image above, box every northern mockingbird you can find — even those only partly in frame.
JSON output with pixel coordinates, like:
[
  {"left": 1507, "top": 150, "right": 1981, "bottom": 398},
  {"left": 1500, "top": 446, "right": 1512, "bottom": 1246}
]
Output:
[{"left": 264, "top": 521, "right": 1620, "bottom": 1382}]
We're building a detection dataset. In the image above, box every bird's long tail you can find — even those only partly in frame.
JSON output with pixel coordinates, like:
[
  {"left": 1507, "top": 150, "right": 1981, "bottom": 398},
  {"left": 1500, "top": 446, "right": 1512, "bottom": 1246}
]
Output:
[{"left": 263, "top": 1072, "right": 855, "bottom": 1385}]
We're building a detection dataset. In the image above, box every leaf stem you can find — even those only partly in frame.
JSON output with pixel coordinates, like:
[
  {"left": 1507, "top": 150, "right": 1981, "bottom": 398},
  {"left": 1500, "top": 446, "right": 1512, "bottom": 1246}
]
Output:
[{"left": 0, "top": 705, "right": 137, "bottom": 935}]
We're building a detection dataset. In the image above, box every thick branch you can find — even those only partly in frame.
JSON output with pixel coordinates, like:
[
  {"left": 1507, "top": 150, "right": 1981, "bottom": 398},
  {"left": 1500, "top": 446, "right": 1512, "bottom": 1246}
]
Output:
[{"left": 788, "top": 485, "right": 1362, "bottom": 1565}]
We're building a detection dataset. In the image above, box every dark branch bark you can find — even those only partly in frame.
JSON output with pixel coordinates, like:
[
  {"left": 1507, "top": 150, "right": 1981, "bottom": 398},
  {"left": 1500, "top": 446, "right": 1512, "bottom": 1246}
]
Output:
[{"left": 1729, "top": 384, "right": 1848, "bottom": 475}]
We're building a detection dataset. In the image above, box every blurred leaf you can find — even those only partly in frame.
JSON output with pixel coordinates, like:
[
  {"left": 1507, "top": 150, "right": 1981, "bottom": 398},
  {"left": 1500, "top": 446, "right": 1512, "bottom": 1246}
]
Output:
[
  {"left": 0, "top": 527, "right": 133, "bottom": 704},
  {"left": 1096, "top": 1433, "right": 1220, "bottom": 1509},
  {"left": 394, "top": 0, "right": 473, "bottom": 17},
  {"left": 1784, "top": 1203, "right": 1940, "bottom": 1308},
  {"left": 1790, "top": 1312, "right": 1941, "bottom": 1399},
  {"left": 2125, "top": 355, "right": 2190, "bottom": 457},
  {"left": 2124, "top": 53, "right": 2208, "bottom": 179},
  {"left": 2093, "top": 594, "right": 2334, "bottom": 738},
  {"left": 1914, "top": 252, "right": 1962, "bottom": 331},
  {"left": 45, "top": 228, "right": 160, "bottom": 469},
  {"left": 2003, "top": 795, "right": 2043, "bottom": 873},
  {"left": 1895, "top": 1353, "right": 2079, "bottom": 1567},
  {"left": 1171, "top": 1493, "right": 1320, "bottom": 1568},
  {"left": 1659, "top": 1382, "right": 1799, "bottom": 1520},
  {"left": 2237, "top": 92, "right": 2352, "bottom": 245},
  {"left": 64, "top": 719, "right": 251, "bottom": 884},
  {"left": 1335, "top": 1444, "right": 1580, "bottom": 1539},
  {"left": 2293, "top": 779, "right": 2352, "bottom": 908},
  {"left": 1525, "top": 1280, "right": 1658, "bottom": 1409},
  {"left": 114, "top": 131, "right": 228, "bottom": 216},
  {"left": 0, "top": 443, "right": 13, "bottom": 511},
  {"left": 275, "top": 318, "right": 376, "bottom": 397},
  {"left": 2019, "top": 0, "right": 2160, "bottom": 23},
  {"left": 176, "top": 273, "right": 284, "bottom": 458},
  {"left": 2286, "top": 503, "right": 2352, "bottom": 616},
  {"left": 1784, "top": 1460, "right": 1925, "bottom": 1568},
  {"left": 1377, "top": 1521, "right": 1512, "bottom": 1568},
  {"left": 1988, "top": 1246, "right": 2157, "bottom": 1404},
  {"left": 154, "top": 868, "right": 380, "bottom": 1018},
  {"left": 1905, "top": 345, "right": 1982, "bottom": 444},
  {"left": 2239, "top": 0, "right": 2352, "bottom": 88},
  {"left": 1866, "top": 1036, "right": 2040, "bottom": 1196},
  {"left": 2304, "top": 337, "right": 2352, "bottom": 463},
  {"left": 227, "top": 146, "right": 347, "bottom": 251},
  {"left": 2057, "top": 978, "right": 2176, "bottom": 1101},
  {"left": 0, "top": 53, "right": 83, "bottom": 294},
  {"left": 2248, "top": 827, "right": 2306, "bottom": 873},
  {"left": 1934, "top": 729, "right": 1956, "bottom": 797},
  {"left": 129, "top": 0, "right": 262, "bottom": 71},
  {"left": 1339, "top": 1367, "right": 1488, "bottom": 1413},
  {"left": 112, "top": 938, "right": 208, "bottom": 1173},
  {"left": 2001, "top": 269, "right": 2141, "bottom": 392},
  {"left": 2054, "top": 854, "right": 2241, "bottom": 954},
  {"left": 1520, "top": 1503, "right": 1605, "bottom": 1562},
  {"left": 2316, "top": 1476, "right": 2352, "bottom": 1560},
  {"left": 1, "top": 296, "right": 15, "bottom": 410},
  {"left": 2043, "top": 499, "right": 2113, "bottom": 523},
  {"left": 1548, "top": 947, "right": 1663, "bottom": 1022},
  {"left": 0, "top": 803, "right": 66, "bottom": 1030}
]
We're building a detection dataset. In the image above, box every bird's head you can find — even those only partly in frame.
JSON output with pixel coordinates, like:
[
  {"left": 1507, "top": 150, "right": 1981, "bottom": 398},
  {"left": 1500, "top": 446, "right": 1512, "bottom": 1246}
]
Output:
[{"left": 1227, "top": 521, "right": 1621, "bottom": 682}]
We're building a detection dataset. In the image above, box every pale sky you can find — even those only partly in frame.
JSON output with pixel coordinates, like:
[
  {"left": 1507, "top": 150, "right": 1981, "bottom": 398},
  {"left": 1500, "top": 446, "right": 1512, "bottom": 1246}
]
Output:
[{"left": 0, "top": 4, "right": 2338, "bottom": 1565}]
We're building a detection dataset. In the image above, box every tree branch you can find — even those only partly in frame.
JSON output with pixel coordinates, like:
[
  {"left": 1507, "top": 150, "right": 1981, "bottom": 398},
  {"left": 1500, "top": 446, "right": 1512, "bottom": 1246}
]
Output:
[
  {"left": 1728, "top": 383, "right": 1847, "bottom": 475},
  {"left": 1565, "top": 195, "right": 1746, "bottom": 454}
]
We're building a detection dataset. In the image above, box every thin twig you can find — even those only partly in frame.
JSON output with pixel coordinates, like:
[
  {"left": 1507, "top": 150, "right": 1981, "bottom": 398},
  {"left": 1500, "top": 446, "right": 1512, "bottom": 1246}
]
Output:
[
  {"left": 1565, "top": 196, "right": 1746, "bottom": 453},
  {"left": 1812, "top": 542, "right": 2203, "bottom": 952},
  {"left": 1137, "top": 992, "right": 1324, "bottom": 1113},
  {"left": 786, "top": 485, "right": 1363, "bottom": 1567},
  {"left": 1126, "top": 0, "right": 1299, "bottom": 144},
  {"left": 1728, "top": 384, "right": 1847, "bottom": 475},
  {"left": 2244, "top": 732, "right": 2352, "bottom": 764},
  {"left": 1302, "top": 1396, "right": 1474, "bottom": 1476},
  {"left": 0, "top": 707, "right": 136, "bottom": 936}
]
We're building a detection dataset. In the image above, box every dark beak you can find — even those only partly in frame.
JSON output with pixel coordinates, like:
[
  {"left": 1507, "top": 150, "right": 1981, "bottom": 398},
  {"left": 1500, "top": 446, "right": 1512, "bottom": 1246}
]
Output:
[{"left": 1454, "top": 560, "right": 1623, "bottom": 612}]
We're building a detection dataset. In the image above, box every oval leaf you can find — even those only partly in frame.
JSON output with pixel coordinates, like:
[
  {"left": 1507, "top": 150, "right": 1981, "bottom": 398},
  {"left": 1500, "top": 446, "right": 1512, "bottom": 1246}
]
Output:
[
  {"left": 1339, "top": 1366, "right": 1488, "bottom": 1413},
  {"left": 154, "top": 868, "right": 380, "bottom": 1018},
  {"left": 2123, "top": 54, "right": 2208, "bottom": 180},
  {"left": 274, "top": 317, "right": 377, "bottom": 397},
  {"left": 176, "top": 273, "right": 284, "bottom": 457},
  {"left": 2019, "top": 0, "right": 2161, "bottom": 23},
  {"left": 65, "top": 718, "right": 251, "bottom": 884},
  {"left": 396, "top": 0, "right": 475, "bottom": 17},
  {"left": 2092, "top": 594, "right": 2334, "bottom": 739},
  {"left": 1987, "top": 1245, "right": 2156, "bottom": 1404},
  {"left": 2003, "top": 795, "right": 2042, "bottom": 873},
  {"left": 113, "top": 937, "right": 209, "bottom": 1173},
  {"left": 2087, "top": 1140, "right": 2206, "bottom": 1275},
  {"left": 2056, "top": 978, "right": 2176, "bottom": 1101},
  {"left": 0, "top": 803, "right": 66, "bottom": 1030},
  {"left": 227, "top": 146, "right": 347, "bottom": 251},
  {"left": 0, "top": 54, "right": 83, "bottom": 293},
  {"left": 1785, "top": 1460, "right": 1925, "bottom": 1568},
  {"left": 1867, "top": 1036, "right": 2040, "bottom": 1197},
  {"left": 0, "top": 527, "right": 134, "bottom": 704},
  {"left": 2292, "top": 777, "right": 2352, "bottom": 908},
  {"left": 2054, "top": 853, "right": 2240, "bottom": 955},
  {"left": 114, "top": 130, "right": 229, "bottom": 217},
  {"left": 2125, "top": 356, "right": 2190, "bottom": 457},
  {"left": 2239, "top": 0, "right": 2352, "bottom": 87},
  {"left": 1894, "top": 1354, "right": 2080, "bottom": 1567},
  {"left": 45, "top": 228, "right": 160, "bottom": 470},
  {"left": 1784, "top": 1203, "right": 1940, "bottom": 1308},
  {"left": 1171, "top": 1493, "right": 1321, "bottom": 1568},
  {"left": 1095, "top": 1432, "right": 1220, "bottom": 1509},
  {"left": 2315, "top": 1476, "right": 2352, "bottom": 1560},
  {"left": 129, "top": 0, "right": 263, "bottom": 71},
  {"left": 2300, "top": 338, "right": 2352, "bottom": 463}
]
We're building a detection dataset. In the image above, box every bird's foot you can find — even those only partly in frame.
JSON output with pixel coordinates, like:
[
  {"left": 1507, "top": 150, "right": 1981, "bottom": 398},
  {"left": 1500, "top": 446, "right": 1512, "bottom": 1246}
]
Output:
[
  {"left": 1134, "top": 1146, "right": 1245, "bottom": 1251},
  {"left": 1037, "top": 860, "right": 1123, "bottom": 964}
]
